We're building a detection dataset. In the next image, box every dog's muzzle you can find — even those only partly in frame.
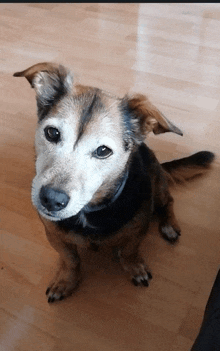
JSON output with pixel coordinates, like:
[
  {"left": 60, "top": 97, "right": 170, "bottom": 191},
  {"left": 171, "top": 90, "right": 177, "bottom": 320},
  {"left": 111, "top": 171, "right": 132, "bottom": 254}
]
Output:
[{"left": 39, "top": 186, "right": 70, "bottom": 212}]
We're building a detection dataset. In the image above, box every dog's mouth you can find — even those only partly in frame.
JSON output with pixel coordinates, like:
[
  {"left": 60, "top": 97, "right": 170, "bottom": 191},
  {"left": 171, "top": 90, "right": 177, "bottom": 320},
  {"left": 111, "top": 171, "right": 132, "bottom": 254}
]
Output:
[
  {"left": 35, "top": 194, "right": 89, "bottom": 222},
  {"left": 43, "top": 211, "right": 58, "bottom": 218},
  {"left": 37, "top": 207, "right": 63, "bottom": 221},
  {"left": 34, "top": 170, "right": 129, "bottom": 222}
]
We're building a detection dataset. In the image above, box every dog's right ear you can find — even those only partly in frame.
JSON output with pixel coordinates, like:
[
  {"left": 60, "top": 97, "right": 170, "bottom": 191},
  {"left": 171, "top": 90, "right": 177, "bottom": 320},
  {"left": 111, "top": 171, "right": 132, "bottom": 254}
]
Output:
[
  {"left": 13, "top": 62, "right": 73, "bottom": 119},
  {"left": 121, "top": 94, "right": 183, "bottom": 139}
]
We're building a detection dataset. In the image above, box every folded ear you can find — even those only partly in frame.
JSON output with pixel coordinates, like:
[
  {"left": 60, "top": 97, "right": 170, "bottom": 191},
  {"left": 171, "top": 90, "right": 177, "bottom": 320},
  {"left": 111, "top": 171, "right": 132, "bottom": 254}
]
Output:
[
  {"left": 122, "top": 94, "right": 183, "bottom": 137},
  {"left": 13, "top": 62, "right": 73, "bottom": 120}
]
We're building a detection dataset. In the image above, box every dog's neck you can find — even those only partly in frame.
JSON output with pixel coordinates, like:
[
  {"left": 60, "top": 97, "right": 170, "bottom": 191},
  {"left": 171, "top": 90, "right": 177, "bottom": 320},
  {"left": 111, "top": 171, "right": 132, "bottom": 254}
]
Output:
[
  {"left": 87, "top": 170, "right": 129, "bottom": 212},
  {"left": 78, "top": 170, "right": 129, "bottom": 228}
]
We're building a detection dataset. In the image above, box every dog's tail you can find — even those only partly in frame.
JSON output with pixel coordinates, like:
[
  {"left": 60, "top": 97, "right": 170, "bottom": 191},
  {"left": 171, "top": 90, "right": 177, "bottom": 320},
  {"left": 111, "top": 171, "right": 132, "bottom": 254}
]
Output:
[{"left": 161, "top": 151, "right": 215, "bottom": 185}]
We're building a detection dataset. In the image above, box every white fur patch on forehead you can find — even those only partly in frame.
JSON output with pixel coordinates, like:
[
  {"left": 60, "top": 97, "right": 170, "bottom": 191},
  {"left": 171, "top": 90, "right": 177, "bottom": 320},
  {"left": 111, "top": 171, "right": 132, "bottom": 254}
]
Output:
[
  {"left": 91, "top": 103, "right": 124, "bottom": 139},
  {"left": 76, "top": 114, "right": 122, "bottom": 153}
]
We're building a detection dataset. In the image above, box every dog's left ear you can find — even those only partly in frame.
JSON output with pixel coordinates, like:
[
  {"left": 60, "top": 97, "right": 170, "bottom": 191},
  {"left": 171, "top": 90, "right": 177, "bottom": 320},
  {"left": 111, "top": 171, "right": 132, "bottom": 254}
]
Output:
[
  {"left": 122, "top": 94, "right": 183, "bottom": 137},
  {"left": 13, "top": 62, "right": 73, "bottom": 119}
]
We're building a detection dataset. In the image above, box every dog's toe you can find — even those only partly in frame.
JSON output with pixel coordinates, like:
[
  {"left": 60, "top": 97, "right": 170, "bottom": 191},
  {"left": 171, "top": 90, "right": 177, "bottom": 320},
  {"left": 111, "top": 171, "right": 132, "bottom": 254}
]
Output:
[
  {"left": 120, "top": 258, "right": 153, "bottom": 288},
  {"left": 132, "top": 271, "right": 152, "bottom": 287},
  {"left": 46, "top": 271, "right": 81, "bottom": 303},
  {"left": 47, "top": 290, "right": 65, "bottom": 303},
  {"left": 48, "top": 296, "right": 55, "bottom": 303},
  {"left": 46, "top": 283, "right": 75, "bottom": 303},
  {"left": 48, "top": 295, "right": 64, "bottom": 303},
  {"left": 46, "top": 285, "right": 65, "bottom": 303},
  {"left": 160, "top": 224, "right": 181, "bottom": 243}
]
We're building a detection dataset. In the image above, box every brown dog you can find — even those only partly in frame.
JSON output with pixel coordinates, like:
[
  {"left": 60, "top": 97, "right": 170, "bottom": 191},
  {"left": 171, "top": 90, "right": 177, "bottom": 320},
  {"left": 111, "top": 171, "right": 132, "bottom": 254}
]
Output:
[{"left": 14, "top": 63, "right": 215, "bottom": 303}]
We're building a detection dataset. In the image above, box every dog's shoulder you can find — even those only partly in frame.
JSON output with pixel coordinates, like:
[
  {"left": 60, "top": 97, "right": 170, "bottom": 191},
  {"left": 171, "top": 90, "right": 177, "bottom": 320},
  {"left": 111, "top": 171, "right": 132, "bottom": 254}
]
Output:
[
  {"left": 136, "top": 142, "right": 162, "bottom": 177},
  {"left": 136, "top": 142, "right": 157, "bottom": 168}
]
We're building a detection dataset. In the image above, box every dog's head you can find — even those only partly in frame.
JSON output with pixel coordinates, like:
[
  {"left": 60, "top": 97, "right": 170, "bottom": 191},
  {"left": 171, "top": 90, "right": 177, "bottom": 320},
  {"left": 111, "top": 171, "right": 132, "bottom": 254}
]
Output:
[{"left": 14, "top": 62, "right": 183, "bottom": 221}]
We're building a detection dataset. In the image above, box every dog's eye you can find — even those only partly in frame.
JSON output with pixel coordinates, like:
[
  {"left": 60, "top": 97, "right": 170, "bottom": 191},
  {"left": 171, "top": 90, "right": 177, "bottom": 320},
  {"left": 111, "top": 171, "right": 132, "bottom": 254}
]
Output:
[
  {"left": 44, "top": 127, "right": 60, "bottom": 143},
  {"left": 93, "top": 145, "right": 113, "bottom": 159}
]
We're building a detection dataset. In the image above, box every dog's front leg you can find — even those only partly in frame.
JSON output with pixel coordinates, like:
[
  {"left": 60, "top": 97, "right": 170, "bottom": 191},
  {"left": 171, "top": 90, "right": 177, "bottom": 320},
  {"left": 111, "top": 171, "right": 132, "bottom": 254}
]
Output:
[
  {"left": 156, "top": 192, "right": 181, "bottom": 243},
  {"left": 118, "top": 240, "right": 152, "bottom": 287},
  {"left": 116, "top": 214, "right": 153, "bottom": 287},
  {"left": 40, "top": 217, "right": 81, "bottom": 302}
]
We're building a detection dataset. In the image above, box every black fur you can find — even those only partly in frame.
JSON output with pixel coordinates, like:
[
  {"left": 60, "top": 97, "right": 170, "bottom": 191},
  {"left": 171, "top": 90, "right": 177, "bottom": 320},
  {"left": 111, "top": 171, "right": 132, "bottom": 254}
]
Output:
[
  {"left": 162, "top": 151, "right": 215, "bottom": 172},
  {"left": 120, "top": 96, "right": 142, "bottom": 147},
  {"left": 75, "top": 90, "right": 104, "bottom": 145}
]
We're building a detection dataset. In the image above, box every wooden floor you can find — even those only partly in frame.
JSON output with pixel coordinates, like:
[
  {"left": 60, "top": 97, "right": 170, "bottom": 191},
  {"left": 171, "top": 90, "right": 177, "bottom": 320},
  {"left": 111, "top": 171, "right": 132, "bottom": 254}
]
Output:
[{"left": 1, "top": 3, "right": 220, "bottom": 351}]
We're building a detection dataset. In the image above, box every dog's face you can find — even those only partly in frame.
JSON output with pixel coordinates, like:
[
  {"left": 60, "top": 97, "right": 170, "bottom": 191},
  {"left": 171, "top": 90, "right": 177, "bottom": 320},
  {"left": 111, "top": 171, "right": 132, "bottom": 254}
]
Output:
[
  {"left": 32, "top": 90, "right": 133, "bottom": 221},
  {"left": 14, "top": 63, "right": 182, "bottom": 221}
]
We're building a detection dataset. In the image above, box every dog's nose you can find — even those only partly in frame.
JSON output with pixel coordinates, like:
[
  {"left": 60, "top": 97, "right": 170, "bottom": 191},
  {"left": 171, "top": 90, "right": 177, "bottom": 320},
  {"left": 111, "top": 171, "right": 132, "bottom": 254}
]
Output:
[{"left": 40, "top": 186, "right": 70, "bottom": 212}]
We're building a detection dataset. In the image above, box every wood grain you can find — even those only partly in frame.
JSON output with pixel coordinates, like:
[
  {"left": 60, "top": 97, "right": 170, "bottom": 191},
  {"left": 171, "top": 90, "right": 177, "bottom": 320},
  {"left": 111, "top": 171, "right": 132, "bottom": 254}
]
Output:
[{"left": 0, "top": 3, "right": 220, "bottom": 351}]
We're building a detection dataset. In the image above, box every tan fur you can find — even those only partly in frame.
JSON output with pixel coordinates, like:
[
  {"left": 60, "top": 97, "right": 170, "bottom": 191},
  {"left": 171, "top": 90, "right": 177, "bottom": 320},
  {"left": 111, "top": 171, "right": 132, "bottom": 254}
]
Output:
[
  {"left": 14, "top": 62, "right": 70, "bottom": 88},
  {"left": 125, "top": 94, "right": 183, "bottom": 136}
]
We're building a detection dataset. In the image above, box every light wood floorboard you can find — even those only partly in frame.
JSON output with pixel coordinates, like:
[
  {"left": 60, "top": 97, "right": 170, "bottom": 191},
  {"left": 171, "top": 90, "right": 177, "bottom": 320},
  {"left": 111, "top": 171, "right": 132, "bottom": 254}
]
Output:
[{"left": 0, "top": 3, "right": 220, "bottom": 351}]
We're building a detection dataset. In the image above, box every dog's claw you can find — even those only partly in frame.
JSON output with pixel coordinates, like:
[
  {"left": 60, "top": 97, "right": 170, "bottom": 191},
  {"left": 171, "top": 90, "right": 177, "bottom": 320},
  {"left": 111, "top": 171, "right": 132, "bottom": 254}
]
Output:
[
  {"left": 142, "top": 279, "right": 149, "bottom": 287},
  {"left": 132, "top": 278, "right": 139, "bottom": 286},
  {"left": 147, "top": 271, "right": 153, "bottom": 279},
  {"left": 48, "top": 296, "right": 55, "bottom": 303},
  {"left": 47, "top": 291, "right": 65, "bottom": 303},
  {"left": 45, "top": 273, "right": 81, "bottom": 303},
  {"left": 132, "top": 272, "right": 152, "bottom": 287}
]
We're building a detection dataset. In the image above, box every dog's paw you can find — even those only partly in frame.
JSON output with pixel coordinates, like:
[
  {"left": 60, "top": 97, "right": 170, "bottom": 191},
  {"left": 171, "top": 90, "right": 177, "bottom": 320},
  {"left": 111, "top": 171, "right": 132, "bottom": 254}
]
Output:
[
  {"left": 132, "top": 270, "right": 153, "bottom": 287},
  {"left": 46, "top": 270, "right": 81, "bottom": 303},
  {"left": 160, "top": 224, "right": 181, "bottom": 243},
  {"left": 120, "top": 260, "right": 153, "bottom": 287}
]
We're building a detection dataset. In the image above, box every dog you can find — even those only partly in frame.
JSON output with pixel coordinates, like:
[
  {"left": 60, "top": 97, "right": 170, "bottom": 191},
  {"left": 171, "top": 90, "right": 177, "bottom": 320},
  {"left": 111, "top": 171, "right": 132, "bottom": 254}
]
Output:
[{"left": 14, "top": 62, "right": 215, "bottom": 303}]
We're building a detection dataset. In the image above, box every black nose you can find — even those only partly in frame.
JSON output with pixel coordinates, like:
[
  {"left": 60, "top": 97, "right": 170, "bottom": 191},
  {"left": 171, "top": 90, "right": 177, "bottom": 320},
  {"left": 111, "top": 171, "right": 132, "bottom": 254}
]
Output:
[{"left": 40, "top": 186, "right": 70, "bottom": 212}]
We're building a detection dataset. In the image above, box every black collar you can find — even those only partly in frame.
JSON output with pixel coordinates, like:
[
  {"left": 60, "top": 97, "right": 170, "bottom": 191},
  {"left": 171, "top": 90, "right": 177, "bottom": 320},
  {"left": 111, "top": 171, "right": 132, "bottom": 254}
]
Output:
[
  {"left": 84, "top": 170, "right": 129, "bottom": 214},
  {"left": 77, "top": 170, "right": 129, "bottom": 229}
]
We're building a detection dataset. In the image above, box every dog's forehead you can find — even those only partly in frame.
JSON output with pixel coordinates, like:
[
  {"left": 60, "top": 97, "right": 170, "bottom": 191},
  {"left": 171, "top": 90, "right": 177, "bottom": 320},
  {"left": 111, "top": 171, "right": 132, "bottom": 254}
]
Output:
[
  {"left": 42, "top": 87, "right": 122, "bottom": 139},
  {"left": 73, "top": 88, "right": 106, "bottom": 143}
]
